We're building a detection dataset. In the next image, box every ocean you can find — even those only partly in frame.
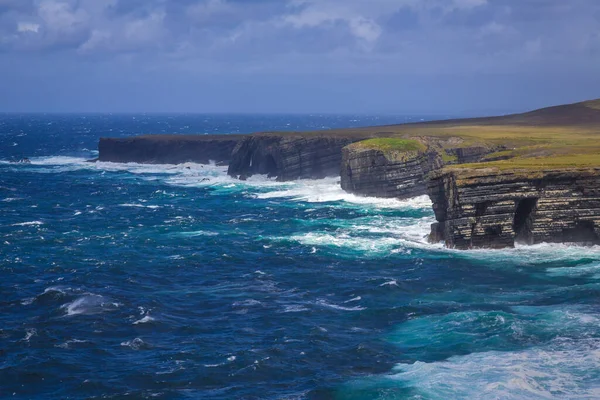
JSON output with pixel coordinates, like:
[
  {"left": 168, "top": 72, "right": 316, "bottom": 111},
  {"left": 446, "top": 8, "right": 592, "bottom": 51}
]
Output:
[{"left": 1, "top": 114, "right": 599, "bottom": 399}]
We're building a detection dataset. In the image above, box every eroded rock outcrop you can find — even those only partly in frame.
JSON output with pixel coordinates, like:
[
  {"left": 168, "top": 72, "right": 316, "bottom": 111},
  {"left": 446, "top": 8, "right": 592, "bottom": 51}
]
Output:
[
  {"left": 227, "top": 134, "right": 359, "bottom": 181},
  {"left": 427, "top": 167, "right": 600, "bottom": 249},
  {"left": 98, "top": 135, "right": 244, "bottom": 165},
  {"left": 340, "top": 142, "right": 442, "bottom": 199}
]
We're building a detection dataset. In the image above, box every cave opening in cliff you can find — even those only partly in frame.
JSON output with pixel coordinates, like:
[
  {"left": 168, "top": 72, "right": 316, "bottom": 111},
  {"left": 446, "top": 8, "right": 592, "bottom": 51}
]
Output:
[
  {"left": 513, "top": 198, "right": 538, "bottom": 244},
  {"left": 260, "top": 155, "right": 278, "bottom": 178},
  {"left": 562, "top": 221, "right": 600, "bottom": 244}
]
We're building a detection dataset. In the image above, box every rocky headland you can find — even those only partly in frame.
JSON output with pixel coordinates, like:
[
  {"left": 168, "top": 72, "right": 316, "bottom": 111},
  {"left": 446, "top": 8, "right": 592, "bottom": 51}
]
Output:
[
  {"left": 98, "top": 135, "right": 245, "bottom": 165},
  {"left": 98, "top": 99, "right": 600, "bottom": 249}
]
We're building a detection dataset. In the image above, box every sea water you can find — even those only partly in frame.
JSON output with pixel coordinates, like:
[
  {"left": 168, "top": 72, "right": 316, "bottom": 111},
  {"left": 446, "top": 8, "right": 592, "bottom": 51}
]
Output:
[{"left": 1, "top": 114, "right": 599, "bottom": 399}]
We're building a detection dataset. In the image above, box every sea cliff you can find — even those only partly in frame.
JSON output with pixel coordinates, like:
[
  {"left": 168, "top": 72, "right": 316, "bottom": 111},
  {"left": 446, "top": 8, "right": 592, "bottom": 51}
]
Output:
[
  {"left": 97, "top": 99, "right": 600, "bottom": 249},
  {"left": 340, "top": 139, "right": 442, "bottom": 199},
  {"left": 98, "top": 135, "right": 244, "bottom": 165},
  {"left": 427, "top": 167, "right": 600, "bottom": 249},
  {"left": 227, "top": 134, "right": 360, "bottom": 181}
]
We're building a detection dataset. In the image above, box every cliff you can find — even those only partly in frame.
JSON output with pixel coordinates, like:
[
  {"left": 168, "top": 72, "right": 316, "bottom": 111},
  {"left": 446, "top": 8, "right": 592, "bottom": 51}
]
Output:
[
  {"left": 98, "top": 135, "right": 244, "bottom": 165},
  {"left": 339, "top": 138, "right": 502, "bottom": 199},
  {"left": 227, "top": 134, "right": 361, "bottom": 181},
  {"left": 340, "top": 139, "right": 442, "bottom": 199},
  {"left": 95, "top": 98, "right": 600, "bottom": 249},
  {"left": 427, "top": 167, "right": 600, "bottom": 249}
]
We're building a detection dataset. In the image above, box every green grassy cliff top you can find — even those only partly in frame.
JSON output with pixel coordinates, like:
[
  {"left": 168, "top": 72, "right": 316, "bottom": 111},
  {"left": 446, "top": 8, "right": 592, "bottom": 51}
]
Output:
[{"left": 349, "top": 138, "right": 427, "bottom": 153}]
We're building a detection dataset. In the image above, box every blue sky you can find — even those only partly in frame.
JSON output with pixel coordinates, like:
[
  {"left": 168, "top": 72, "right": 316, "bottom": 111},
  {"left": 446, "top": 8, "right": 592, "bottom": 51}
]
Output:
[{"left": 1, "top": 0, "right": 599, "bottom": 114}]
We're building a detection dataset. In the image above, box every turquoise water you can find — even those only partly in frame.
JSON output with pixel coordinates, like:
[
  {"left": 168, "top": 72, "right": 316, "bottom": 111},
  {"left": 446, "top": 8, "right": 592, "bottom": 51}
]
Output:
[{"left": 1, "top": 115, "right": 600, "bottom": 399}]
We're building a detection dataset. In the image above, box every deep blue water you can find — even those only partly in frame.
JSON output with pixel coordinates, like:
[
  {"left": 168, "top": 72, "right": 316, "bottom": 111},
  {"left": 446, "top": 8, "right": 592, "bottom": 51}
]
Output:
[{"left": 1, "top": 114, "right": 600, "bottom": 399}]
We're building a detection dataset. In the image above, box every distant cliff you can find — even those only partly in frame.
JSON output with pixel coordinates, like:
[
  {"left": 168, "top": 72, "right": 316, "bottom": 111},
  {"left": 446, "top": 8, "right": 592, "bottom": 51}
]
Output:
[
  {"left": 227, "top": 134, "right": 362, "bottom": 181},
  {"left": 98, "top": 135, "right": 244, "bottom": 165},
  {"left": 427, "top": 167, "right": 600, "bottom": 249}
]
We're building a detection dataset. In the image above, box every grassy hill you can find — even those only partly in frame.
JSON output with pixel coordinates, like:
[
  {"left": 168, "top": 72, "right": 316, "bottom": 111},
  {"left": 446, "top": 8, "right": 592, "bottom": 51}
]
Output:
[{"left": 310, "top": 98, "right": 600, "bottom": 170}]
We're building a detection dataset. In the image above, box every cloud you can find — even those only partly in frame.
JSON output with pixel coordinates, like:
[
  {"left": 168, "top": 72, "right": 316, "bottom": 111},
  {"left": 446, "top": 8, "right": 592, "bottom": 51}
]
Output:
[
  {"left": 0, "top": 0, "right": 597, "bottom": 77},
  {"left": 17, "top": 21, "right": 39, "bottom": 33}
]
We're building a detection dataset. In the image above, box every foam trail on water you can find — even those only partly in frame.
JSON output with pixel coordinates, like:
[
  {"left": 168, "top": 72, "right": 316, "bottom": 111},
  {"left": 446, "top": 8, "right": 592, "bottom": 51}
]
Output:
[
  {"left": 61, "top": 294, "right": 120, "bottom": 316},
  {"left": 385, "top": 338, "right": 600, "bottom": 400},
  {"left": 256, "top": 177, "right": 433, "bottom": 209}
]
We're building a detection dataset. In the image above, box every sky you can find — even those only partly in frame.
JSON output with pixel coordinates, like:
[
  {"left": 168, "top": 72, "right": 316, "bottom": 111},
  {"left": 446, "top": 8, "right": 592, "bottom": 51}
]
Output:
[{"left": 0, "top": 0, "right": 599, "bottom": 114}]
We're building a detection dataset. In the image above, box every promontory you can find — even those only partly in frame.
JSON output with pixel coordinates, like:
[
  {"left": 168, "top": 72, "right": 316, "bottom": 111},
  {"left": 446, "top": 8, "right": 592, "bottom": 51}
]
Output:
[{"left": 98, "top": 99, "right": 600, "bottom": 250}]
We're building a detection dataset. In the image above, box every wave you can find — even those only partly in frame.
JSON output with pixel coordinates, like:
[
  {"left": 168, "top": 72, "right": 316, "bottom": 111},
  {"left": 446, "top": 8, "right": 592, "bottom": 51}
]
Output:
[
  {"left": 11, "top": 221, "right": 44, "bottom": 226},
  {"left": 388, "top": 305, "right": 600, "bottom": 356},
  {"left": 61, "top": 294, "right": 120, "bottom": 316},
  {"left": 315, "top": 299, "right": 366, "bottom": 312},
  {"left": 133, "top": 315, "right": 156, "bottom": 325},
  {"left": 120, "top": 338, "right": 150, "bottom": 350},
  {"left": 269, "top": 215, "right": 435, "bottom": 256},
  {"left": 8, "top": 155, "right": 434, "bottom": 211},
  {"left": 255, "top": 178, "right": 432, "bottom": 209},
  {"left": 385, "top": 337, "right": 600, "bottom": 399}
]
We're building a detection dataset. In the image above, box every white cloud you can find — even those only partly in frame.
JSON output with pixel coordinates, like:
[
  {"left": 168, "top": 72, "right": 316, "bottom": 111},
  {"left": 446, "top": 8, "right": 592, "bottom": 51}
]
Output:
[
  {"left": 17, "top": 22, "right": 39, "bottom": 33},
  {"left": 37, "top": 0, "right": 88, "bottom": 34}
]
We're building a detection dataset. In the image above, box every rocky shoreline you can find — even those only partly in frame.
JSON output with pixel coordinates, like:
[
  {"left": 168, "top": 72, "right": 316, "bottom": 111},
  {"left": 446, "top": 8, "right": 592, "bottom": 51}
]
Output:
[{"left": 98, "top": 99, "right": 600, "bottom": 249}]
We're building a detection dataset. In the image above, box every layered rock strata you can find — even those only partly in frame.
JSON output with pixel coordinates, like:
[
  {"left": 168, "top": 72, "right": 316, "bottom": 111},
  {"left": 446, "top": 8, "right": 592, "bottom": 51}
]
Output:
[
  {"left": 98, "top": 135, "right": 244, "bottom": 165},
  {"left": 227, "top": 135, "right": 359, "bottom": 181},
  {"left": 340, "top": 145, "right": 442, "bottom": 199},
  {"left": 427, "top": 167, "right": 600, "bottom": 249}
]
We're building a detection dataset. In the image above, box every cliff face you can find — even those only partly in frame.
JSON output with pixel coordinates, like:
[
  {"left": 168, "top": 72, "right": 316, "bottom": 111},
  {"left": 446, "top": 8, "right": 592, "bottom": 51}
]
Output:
[
  {"left": 227, "top": 135, "right": 359, "bottom": 181},
  {"left": 98, "top": 135, "right": 244, "bottom": 165},
  {"left": 427, "top": 168, "right": 600, "bottom": 249},
  {"left": 340, "top": 146, "right": 443, "bottom": 199}
]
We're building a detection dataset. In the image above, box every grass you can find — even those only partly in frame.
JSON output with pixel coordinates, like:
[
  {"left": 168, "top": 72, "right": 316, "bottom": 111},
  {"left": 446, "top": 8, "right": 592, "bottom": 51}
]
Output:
[
  {"left": 351, "top": 138, "right": 427, "bottom": 153},
  {"left": 253, "top": 98, "right": 600, "bottom": 171},
  {"left": 441, "top": 151, "right": 458, "bottom": 163}
]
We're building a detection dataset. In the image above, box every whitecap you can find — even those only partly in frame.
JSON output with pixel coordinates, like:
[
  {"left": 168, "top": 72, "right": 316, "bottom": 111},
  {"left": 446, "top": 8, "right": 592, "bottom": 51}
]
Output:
[
  {"left": 233, "top": 299, "right": 262, "bottom": 307},
  {"left": 55, "top": 339, "right": 89, "bottom": 349},
  {"left": 21, "top": 328, "right": 37, "bottom": 342},
  {"left": 281, "top": 304, "right": 310, "bottom": 313},
  {"left": 133, "top": 315, "right": 156, "bottom": 325},
  {"left": 121, "top": 338, "right": 147, "bottom": 350},
  {"left": 272, "top": 232, "right": 407, "bottom": 256},
  {"left": 316, "top": 299, "right": 366, "bottom": 311},
  {"left": 256, "top": 178, "right": 432, "bottom": 209},
  {"left": 384, "top": 338, "right": 600, "bottom": 399},
  {"left": 61, "top": 294, "right": 119, "bottom": 316},
  {"left": 11, "top": 221, "right": 44, "bottom": 226},
  {"left": 175, "top": 230, "right": 219, "bottom": 237},
  {"left": 345, "top": 296, "right": 362, "bottom": 303}
]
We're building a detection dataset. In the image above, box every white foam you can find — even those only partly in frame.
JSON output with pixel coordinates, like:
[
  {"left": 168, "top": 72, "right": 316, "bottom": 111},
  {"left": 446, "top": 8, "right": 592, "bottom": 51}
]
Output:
[
  {"left": 271, "top": 216, "right": 433, "bottom": 255},
  {"left": 118, "top": 203, "right": 160, "bottom": 209},
  {"left": 11, "top": 221, "right": 44, "bottom": 226},
  {"left": 121, "top": 338, "right": 147, "bottom": 350},
  {"left": 133, "top": 315, "right": 156, "bottom": 325},
  {"left": 256, "top": 177, "right": 432, "bottom": 209},
  {"left": 546, "top": 262, "right": 600, "bottom": 279},
  {"left": 55, "top": 339, "right": 89, "bottom": 349},
  {"left": 281, "top": 304, "right": 310, "bottom": 313},
  {"left": 21, "top": 328, "right": 37, "bottom": 342},
  {"left": 61, "top": 294, "right": 119, "bottom": 316},
  {"left": 316, "top": 299, "right": 366, "bottom": 311},
  {"left": 233, "top": 299, "right": 262, "bottom": 307},
  {"left": 175, "top": 230, "right": 219, "bottom": 237},
  {"left": 345, "top": 296, "right": 362, "bottom": 303},
  {"left": 388, "top": 338, "right": 600, "bottom": 399},
  {"left": 443, "top": 243, "right": 600, "bottom": 269}
]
